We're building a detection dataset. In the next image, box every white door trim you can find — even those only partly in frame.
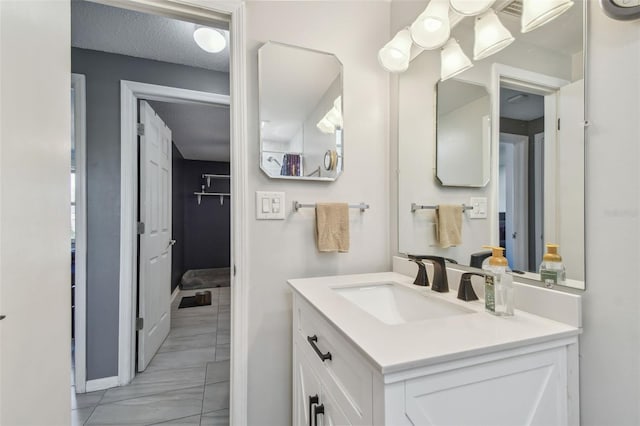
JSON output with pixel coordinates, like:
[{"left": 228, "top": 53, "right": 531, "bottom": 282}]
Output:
[
  {"left": 490, "top": 63, "right": 569, "bottom": 248},
  {"left": 119, "top": 81, "right": 230, "bottom": 384},
  {"left": 72, "top": 73, "right": 87, "bottom": 393},
  {"left": 113, "top": 4, "right": 247, "bottom": 426}
]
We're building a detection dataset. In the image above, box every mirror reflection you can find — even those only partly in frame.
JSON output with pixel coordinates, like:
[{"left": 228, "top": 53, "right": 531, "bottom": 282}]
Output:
[
  {"left": 397, "top": 0, "right": 585, "bottom": 289},
  {"left": 258, "top": 41, "right": 343, "bottom": 181},
  {"left": 436, "top": 78, "right": 490, "bottom": 187}
]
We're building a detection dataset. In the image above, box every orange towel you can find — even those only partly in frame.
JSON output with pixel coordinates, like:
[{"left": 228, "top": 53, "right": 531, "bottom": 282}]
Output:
[
  {"left": 435, "top": 205, "right": 463, "bottom": 248},
  {"left": 316, "top": 203, "right": 349, "bottom": 252}
]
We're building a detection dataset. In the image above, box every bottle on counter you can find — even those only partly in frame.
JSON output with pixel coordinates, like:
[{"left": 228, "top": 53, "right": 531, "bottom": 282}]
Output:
[
  {"left": 482, "top": 246, "right": 514, "bottom": 317},
  {"left": 539, "top": 243, "right": 566, "bottom": 288}
]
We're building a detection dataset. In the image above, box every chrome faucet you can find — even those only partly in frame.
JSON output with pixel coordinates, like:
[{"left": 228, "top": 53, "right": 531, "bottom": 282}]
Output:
[{"left": 407, "top": 255, "right": 454, "bottom": 293}]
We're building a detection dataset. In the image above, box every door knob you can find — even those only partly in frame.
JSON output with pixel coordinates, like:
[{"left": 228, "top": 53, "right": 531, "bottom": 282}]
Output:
[{"left": 167, "top": 239, "right": 176, "bottom": 249}]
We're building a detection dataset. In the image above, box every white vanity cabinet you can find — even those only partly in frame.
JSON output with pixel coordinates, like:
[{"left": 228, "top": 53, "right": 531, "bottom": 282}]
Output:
[{"left": 290, "top": 276, "right": 580, "bottom": 426}]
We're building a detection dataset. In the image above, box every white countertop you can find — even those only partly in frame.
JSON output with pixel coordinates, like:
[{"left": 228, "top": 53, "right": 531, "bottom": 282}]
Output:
[{"left": 288, "top": 272, "right": 581, "bottom": 375}]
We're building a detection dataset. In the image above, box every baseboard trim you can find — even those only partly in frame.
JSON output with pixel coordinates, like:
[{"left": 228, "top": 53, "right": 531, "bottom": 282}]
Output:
[
  {"left": 85, "top": 376, "right": 119, "bottom": 392},
  {"left": 171, "top": 286, "right": 180, "bottom": 303}
]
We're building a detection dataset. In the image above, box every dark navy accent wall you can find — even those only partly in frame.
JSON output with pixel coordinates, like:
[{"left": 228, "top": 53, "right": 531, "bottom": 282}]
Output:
[
  {"left": 171, "top": 144, "right": 186, "bottom": 293},
  {"left": 182, "top": 160, "right": 231, "bottom": 271}
]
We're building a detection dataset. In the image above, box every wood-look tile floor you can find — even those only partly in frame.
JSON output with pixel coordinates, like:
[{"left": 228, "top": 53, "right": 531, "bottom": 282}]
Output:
[{"left": 72, "top": 287, "right": 230, "bottom": 426}]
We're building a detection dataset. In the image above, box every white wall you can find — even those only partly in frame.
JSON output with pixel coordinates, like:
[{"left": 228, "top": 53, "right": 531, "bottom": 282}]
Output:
[
  {"left": 0, "top": 1, "right": 71, "bottom": 424},
  {"left": 246, "top": 2, "right": 391, "bottom": 424},
  {"left": 580, "top": 4, "right": 640, "bottom": 424}
]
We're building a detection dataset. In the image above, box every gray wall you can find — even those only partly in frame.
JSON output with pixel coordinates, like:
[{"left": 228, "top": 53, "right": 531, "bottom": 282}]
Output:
[{"left": 71, "top": 48, "right": 229, "bottom": 380}]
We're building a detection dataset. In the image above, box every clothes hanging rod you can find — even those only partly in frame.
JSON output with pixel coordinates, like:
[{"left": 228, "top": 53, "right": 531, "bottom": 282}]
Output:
[
  {"left": 293, "top": 201, "right": 370, "bottom": 212},
  {"left": 411, "top": 203, "right": 473, "bottom": 213},
  {"left": 202, "top": 174, "right": 230, "bottom": 187}
]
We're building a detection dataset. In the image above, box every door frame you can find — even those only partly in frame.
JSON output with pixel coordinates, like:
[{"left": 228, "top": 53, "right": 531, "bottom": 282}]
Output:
[
  {"left": 119, "top": 80, "right": 229, "bottom": 375},
  {"left": 71, "top": 73, "right": 87, "bottom": 393},
  {"left": 490, "top": 64, "right": 569, "bottom": 249},
  {"left": 110, "top": 2, "right": 248, "bottom": 424}
]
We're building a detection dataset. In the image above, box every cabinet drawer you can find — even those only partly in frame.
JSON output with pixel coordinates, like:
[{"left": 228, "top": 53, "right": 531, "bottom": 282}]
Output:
[{"left": 294, "top": 295, "right": 373, "bottom": 425}]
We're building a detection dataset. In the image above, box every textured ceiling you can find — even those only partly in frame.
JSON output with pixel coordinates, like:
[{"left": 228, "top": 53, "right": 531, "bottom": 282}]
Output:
[
  {"left": 148, "top": 101, "right": 230, "bottom": 162},
  {"left": 72, "top": 0, "right": 230, "bottom": 162},
  {"left": 71, "top": 0, "right": 229, "bottom": 73}
]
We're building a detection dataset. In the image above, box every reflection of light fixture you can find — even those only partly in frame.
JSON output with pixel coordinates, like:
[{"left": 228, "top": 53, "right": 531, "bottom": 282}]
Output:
[
  {"left": 522, "top": 0, "right": 574, "bottom": 33},
  {"left": 378, "top": 29, "right": 413, "bottom": 73},
  {"left": 193, "top": 27, "right": 226, "bottom": 53},
  {"left": 317, "top": 117, "right": 336, "bottom": 134},
  {"left": 474, "top": 9, "right": 514, "bottom": 60},
  {"left": 507, "top": 93, "right": 529, "bottom": 103},
  {"left": 317, "top": 96, "right": 343, "bottom": 134},
  {"left": 441, "top": 39, "right": 473, "bottom": 81},
  {"left": 450, "top": 0, "right": 496, "bottom": 16},
  {"left": 410, "top": 0, "right": 451, "bottom": 50}
]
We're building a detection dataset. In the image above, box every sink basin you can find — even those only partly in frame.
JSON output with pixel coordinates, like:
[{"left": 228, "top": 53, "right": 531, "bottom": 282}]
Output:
[{"left": 334, "top": 282, "right": 474, "bottom": 325}]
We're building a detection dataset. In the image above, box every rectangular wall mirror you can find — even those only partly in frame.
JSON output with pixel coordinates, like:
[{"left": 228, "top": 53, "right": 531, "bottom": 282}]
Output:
[
  {"left": 397, "top": 0, "right": 586, "bottom": 289},
  {"left": 258, "top": 41, "right": 343, "bottom": 181}
]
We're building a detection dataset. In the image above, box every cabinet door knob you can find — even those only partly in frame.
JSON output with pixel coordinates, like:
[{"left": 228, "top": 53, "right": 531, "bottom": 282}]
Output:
[
  {"left": 0, "top": 315, "right": 5, "bottom": 320},
  {"left": 313, "top": 403, "right": 325, "bottom": 426},
  {"left": 308, "top": 394, "right": 319, "bottom": 426}
]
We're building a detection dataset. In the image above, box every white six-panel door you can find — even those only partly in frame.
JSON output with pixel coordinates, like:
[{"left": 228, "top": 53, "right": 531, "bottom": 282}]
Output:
[{"left": 138, "top": 100, "right": 172, "bottom": 371}]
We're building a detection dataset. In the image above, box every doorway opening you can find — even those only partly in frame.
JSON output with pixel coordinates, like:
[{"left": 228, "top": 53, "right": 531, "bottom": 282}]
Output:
[
  {"left": 70, "top": 0, "right": 247, "bottom": 423},
  {"left": 498, "top": 87, "right": 545, "bottom": 271}
]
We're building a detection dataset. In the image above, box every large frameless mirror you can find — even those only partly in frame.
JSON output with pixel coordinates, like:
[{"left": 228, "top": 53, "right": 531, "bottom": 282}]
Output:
[
  {"left": 397, "top": 0, "right": 586, "bottom": 289},
  {"left": 258, "top": 41, "right": 343, "bottom": 181}
]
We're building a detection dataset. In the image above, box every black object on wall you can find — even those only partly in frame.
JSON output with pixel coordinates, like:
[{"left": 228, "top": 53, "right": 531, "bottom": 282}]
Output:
[{"left": 72, "top": 47, "right": 229, "bottom": 380}]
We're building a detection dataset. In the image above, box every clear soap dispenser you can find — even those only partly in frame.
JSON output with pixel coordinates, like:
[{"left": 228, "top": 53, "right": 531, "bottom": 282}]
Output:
[
  {"left": 539, "top": 243, "right": 566, "bottom": 288},
  {"left": 482, "top": 246, "right": 514, "bottom": 317}
]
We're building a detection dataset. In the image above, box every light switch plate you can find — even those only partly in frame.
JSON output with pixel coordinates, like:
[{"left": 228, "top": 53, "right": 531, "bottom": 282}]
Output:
[
  {"left": 469, "top": 197, "right": 487, "bottom": 219},
  {"left": 256, "top": 191, "right": 286, "bottom": 220}
]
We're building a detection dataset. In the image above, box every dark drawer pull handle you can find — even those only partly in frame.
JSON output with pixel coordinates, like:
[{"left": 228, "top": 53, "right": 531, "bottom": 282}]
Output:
[
  {"left": 314, "top": 403, "right": 325, "bottom": 426},
  {"left": 307, "top": 335, "right": 332, "bottom": 362},
  {"left": 308, "top": 394, "right": 318, "bottom": 426}
]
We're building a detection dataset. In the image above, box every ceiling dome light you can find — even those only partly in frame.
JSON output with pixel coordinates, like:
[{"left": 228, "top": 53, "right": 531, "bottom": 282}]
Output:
[
  {"left": 378, "top": 29, "right": 413, "bottom": 73},
  {"left": 410, "top": 0, "right": 451, "bottom": 50},
  {"left": 474, "top": 9, "right": 514, "bottom": 60},
  {"left": 521, "top": 0, "right": 574, "bottom": 33},
  {"left": 441, "top": 39, "right": 473, "bottom": 81},
  {"left": 450, "top": 0, "right": 496, "bottom": 16},
  {"left": 193, "top": 27, "right": 226, "bottom": 53}
]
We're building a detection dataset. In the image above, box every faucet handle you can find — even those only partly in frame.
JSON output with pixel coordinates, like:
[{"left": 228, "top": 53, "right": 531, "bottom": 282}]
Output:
[
  {"left": 458, "top": 272, "right": 483, "bottom": 301},
  {"left": 408, "top": 258, "right": 429, "bottom": 287}
]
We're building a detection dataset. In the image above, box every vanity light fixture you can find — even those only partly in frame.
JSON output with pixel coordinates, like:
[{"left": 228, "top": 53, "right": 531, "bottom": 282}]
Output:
[
  {"left": 193, "top": 27, "right": 226, "bottom": 53},
  {"left": 378, "top": 29, "right": 413, "bottom": 73},
  {"left": 440, "top": 39, "right": 473, "bottom": 81},
  {"left": 317, "top": 97, "right": 343, "bottom": 134},
  {"left": 521, "top": 0, "right": 575, "bottom": 33},
  {"left": 410, "top": 0, "right": 451, "bottom": 50},
  {"left": 450, "top": 0, "right": 496, "bottom": 16},
  {"left": 473, "top": 9, "right": 514, "bottom": 60}
]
